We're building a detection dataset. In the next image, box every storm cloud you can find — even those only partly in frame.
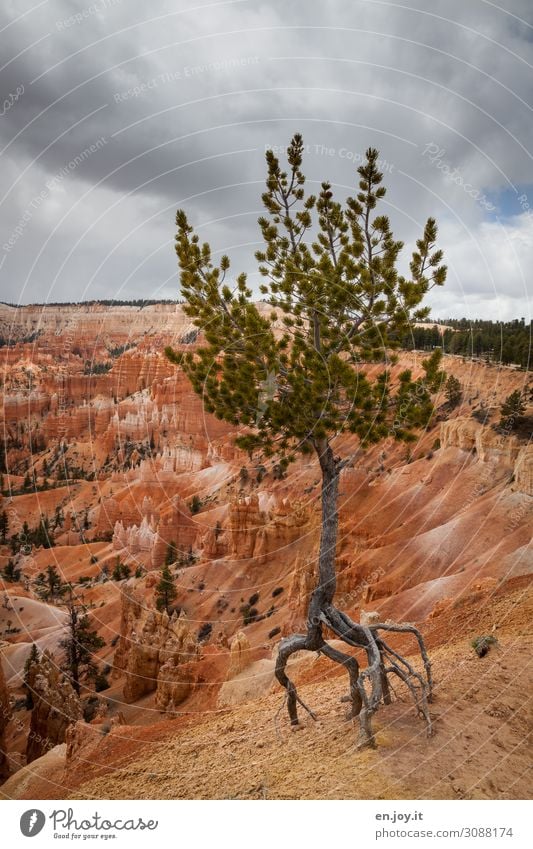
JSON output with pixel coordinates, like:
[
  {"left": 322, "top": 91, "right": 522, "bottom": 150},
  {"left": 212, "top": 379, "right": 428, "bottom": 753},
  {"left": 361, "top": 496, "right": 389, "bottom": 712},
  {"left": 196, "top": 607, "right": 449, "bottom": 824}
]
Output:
[{"left": 1, "top": 0, "right": 532, "bottom": 318}]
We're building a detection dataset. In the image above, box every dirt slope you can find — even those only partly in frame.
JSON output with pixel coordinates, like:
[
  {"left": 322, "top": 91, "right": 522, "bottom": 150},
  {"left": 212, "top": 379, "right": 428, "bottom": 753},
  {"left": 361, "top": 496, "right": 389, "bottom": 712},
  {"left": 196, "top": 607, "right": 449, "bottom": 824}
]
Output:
[{"left": 70, "top": 637, "right": 532, "bottom": 800}]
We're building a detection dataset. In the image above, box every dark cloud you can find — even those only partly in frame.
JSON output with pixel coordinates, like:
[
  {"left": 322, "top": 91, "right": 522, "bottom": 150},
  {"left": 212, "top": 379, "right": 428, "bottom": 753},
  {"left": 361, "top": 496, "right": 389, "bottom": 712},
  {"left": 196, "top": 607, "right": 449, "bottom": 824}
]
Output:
[{"left": 0, "top": 0, "right": 532, "bottom": 318}]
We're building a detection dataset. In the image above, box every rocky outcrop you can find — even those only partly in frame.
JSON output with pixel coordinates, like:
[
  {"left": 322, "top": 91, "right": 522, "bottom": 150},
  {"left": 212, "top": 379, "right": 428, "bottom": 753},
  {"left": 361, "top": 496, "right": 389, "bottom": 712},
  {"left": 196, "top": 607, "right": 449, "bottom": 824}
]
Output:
[
  {"left": 285, "top": 554, "right": 317, "bottom": 630},
  {"left": 0, "top": 660, "right": 10, "bottom": 780},
  {"left": 227, "top": 631, "right": 251, "bottom": 679},
  {"left": 103, "top": 495, "right": 197, "bottom": 568},
  {"left": 114, "top": 588, "right": 198, "bottom": 706},
  {"left": 25, "top": 651, "right": 82, "bottom": 763},
  {"left": 441, "top": 418, "right": 532, "bottom": 495},
  {"left": 227, "top": 494, "right": 310, "bottom": 562},
  {"left": 150, "top": 496, "right": 197, "bottom": 569},
  {"left": 440, "top": 417, "right": 522, "bottom": 464},
  {"left": 154, "top": 658, "right": 195, "bottom": 715},
  {"left": 65, "top": 712, "right": 125, "bottom": 767},
  {"left": 228, "top": 494, "right": 266, "bottom": 559},
  {"left": 513, "top": 445, "right": 533, "bottom": 496}
]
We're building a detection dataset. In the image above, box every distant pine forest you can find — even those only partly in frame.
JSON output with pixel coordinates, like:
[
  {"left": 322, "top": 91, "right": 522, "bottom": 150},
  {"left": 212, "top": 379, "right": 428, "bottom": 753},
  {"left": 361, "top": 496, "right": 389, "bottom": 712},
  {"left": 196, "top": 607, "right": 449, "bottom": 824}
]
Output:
[{"left": 402, "top": 318, "right": 531, "bottom": 369}]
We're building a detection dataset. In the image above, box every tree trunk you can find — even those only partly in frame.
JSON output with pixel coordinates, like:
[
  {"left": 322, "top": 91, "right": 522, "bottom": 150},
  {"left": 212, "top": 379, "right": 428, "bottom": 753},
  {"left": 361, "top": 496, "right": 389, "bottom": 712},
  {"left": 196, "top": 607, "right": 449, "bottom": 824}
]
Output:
[
  {"left": 275, "top": 438, "right": 434, "bottom": 745},
  {"left": 307, "top": 439, "right": 339, "bottom": 645}
]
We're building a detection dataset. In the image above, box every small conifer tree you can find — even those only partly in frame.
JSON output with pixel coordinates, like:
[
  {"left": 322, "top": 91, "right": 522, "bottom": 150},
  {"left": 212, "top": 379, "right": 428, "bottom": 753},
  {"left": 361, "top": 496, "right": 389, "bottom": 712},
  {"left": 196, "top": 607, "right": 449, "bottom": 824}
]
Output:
[
  {"left": 155, "top": 563, "right": 177, "bottom": 615},
  {"left": 166, "top": 137, "right": 445, "bottom": 745}
]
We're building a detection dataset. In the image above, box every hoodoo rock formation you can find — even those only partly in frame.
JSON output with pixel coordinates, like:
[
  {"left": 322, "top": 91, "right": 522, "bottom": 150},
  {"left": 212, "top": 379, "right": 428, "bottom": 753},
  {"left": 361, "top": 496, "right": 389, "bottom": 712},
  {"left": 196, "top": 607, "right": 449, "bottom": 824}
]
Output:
[
  {"left": 226, "top": 631, "right": 251, "bottom": 679},
  {"left": 0, "top": 302, "right": 531, "bottom": 797},
  {"left": 227, "top": 494, "right": 311, "bottom": 563},
  {"left": 25, "top": 651, "right": 83, "bottom": 763},
  {"left": 113, "top": 587, "right": 198, "bottom": 705}
]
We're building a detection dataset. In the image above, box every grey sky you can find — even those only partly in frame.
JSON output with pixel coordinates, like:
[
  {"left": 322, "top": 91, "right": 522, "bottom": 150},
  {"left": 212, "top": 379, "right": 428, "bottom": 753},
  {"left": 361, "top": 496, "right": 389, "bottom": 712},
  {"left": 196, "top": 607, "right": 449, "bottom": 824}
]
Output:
[{"left": 1, "top": 0, "right": 532, "bottom": 319}]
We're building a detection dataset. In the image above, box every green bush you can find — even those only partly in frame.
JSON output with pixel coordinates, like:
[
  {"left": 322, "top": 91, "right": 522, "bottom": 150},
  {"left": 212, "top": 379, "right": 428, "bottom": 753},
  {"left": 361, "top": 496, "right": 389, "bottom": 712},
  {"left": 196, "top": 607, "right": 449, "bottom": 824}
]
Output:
[
  {"left": 189, "top": 495, "right": 202, "bottom": 514},
  {"left": 94, "top": 672, "right": 110, "bottom": 692},
  {"left": 471, "top": 634, "right": 498, "bottom": 658}
]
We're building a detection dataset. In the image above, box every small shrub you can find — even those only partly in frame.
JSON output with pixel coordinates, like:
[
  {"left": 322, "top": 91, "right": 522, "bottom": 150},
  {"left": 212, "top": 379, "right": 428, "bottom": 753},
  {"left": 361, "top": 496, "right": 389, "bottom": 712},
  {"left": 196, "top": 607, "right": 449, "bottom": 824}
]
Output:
[
  {"left": 240, "top": 603, "right": 259, "bottom": 625},
  {"left": 471, "top": 405, "right": 490, "bottom": 425},
  {"left": 189, "top": 495, "right": 202, "bottom": 514},
  {"left": 94, "top": 672, "right": 110, "bottom": 692},
  {"left": 83, "top": 696, "right": 99, "bottom": 722},
  {"left": 248, "top": 592, "right": 259, "bottom": 606},
  {"left": 197, "top": 622, "right": 212, "bottom": 642},
  {"left": 272, "top": 586, "right": 284, "bottom": 597},
  {"left": 247, "top": 606, "right": 259, "bottom": 624},
  {"left": 471, "top": 634, "right": 498, "bottom": 658},
  {"left": 268, "top": 626, "right": 281, "bottom": 639}
]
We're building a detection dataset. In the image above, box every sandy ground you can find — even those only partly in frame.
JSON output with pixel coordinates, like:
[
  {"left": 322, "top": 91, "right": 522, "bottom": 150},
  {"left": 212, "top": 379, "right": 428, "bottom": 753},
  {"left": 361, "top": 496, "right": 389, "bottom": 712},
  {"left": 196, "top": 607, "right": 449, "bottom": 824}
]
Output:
[
  {"left": 2, "top": 578, "right": 530, "bottom": 801},
  {"left": 67, "top": 635, "right": 533, "bottom": 800}
]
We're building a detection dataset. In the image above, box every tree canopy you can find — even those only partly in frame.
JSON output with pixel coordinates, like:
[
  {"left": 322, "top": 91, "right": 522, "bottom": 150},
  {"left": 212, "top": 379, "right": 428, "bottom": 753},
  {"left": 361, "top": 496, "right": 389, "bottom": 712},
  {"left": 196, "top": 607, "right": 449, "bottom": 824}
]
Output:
[{"left": 167, "top": 137, "right": 447, "bottom": 464}]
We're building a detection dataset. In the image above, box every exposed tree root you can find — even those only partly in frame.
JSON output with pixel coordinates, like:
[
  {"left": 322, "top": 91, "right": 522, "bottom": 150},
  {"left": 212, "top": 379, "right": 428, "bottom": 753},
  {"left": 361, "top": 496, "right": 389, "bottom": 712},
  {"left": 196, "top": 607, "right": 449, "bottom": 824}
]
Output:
[
  {"left": 274, "top": 443, "right": 434, "bottom": 748},
  {"left": 275, "top": 603, "right": 434, "bottom": 747}
]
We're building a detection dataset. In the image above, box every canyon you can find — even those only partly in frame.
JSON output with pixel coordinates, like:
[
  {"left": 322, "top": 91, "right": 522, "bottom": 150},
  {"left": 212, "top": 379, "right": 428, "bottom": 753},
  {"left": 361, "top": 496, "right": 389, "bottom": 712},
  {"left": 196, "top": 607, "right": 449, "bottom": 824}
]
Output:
[{"left": 0, "top": 301, "right": 531, "bottom": 799}]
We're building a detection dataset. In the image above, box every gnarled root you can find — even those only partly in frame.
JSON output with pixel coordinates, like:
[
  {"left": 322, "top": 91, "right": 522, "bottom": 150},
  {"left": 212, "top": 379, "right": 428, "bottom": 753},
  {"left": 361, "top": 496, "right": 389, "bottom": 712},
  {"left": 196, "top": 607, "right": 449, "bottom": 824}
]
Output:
[{"left": 275, "top": 605, "right": 434, "bottom": 746}]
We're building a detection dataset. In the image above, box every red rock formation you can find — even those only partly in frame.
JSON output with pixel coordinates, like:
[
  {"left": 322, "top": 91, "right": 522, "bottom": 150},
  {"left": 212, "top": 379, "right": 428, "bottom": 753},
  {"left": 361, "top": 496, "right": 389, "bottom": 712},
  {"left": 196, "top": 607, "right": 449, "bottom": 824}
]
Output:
[
  {"left": 226, "top": 631, "right": 251, "bottom": 679},
  {"left": 150, "top": 496, "right": 197, "bottom": 568},
  {"left": 113, "top": 587, "right": 198, "bottom": 706},
  {"left": 0, "top": 661, "right": 10, "bottom": 780},
  {"left": 25, "top": 651, "right": 82, "bottom": 763},
  {"left": 285, "top": 554, "right": 317, "bottom": 631}
]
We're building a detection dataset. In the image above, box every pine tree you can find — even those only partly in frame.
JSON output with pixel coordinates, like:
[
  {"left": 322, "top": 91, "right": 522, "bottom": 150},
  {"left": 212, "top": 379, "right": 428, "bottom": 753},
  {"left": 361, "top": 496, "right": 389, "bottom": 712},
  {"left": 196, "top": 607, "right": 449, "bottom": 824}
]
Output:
[
  {"left": 34, "top": 515, "right": 54, "bottom": 549},
  {"left": 155, "top": 564, "right": 177, "bottom": 615},
  {"left": 499, "top": 390, "right": 525, "bottom": 431},
  {"left": 111, "top": 558, "right": 131, "bottom": 580},
  {"left": 166, "top": 137, "right": 445, "bottom": 746},
  {"left": 23, "top": 643, "right": 40, "bottom": 709},
  {"left": 34, "top": 565, "right": 64, "bottom": 600},
  {"left": 165, "top": 541, "right": 177, "bottom": 566},
  {"left": 59, "top": 597, "right": 105, "bottom": 694},
  {"left": 2, "top": 559, "right": 21, "bottom": 582},
  {"left": 0, "top": 509, "right": 8, "bottom": 542},
  {"left": 53, "top": 505, "right": 64, "bottom": 529},
  {"left": 445, "top": 375, "right": 462, "bottom": 409}
]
